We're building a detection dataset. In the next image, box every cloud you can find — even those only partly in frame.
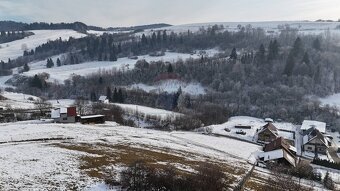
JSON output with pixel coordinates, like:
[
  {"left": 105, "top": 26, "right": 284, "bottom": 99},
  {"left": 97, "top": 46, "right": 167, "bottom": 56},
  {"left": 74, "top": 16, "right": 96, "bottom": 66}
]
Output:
[{"left": 0, "top": 0, "right": 339, "bottom": 27}]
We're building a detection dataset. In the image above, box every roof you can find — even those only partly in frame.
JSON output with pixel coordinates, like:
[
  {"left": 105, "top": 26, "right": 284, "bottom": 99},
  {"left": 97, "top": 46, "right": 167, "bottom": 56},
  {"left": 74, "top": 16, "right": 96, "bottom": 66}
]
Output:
[
  {"left": 301, "top": 120, "right": 326, "bottom": 133},
  {"left": 264, "top": 137, "right": 292, "bottom": 152},
  {"left": 265, "top": 118, "right": 274, "bottom": 123},
  {"left": 80, "top": 115, "right": 105, "bottom": 119},
  {"left": 98, "top": 96, "right": 108, "bottom": 101},
  {"left": 303, "top": 128, "right": 330, "bottom": 147},
  {"left": 258, "top": 123, "right": 278, "bottom": 135},
  {"left": 259, "top": 149, "right": 296, "bottom": 167}
]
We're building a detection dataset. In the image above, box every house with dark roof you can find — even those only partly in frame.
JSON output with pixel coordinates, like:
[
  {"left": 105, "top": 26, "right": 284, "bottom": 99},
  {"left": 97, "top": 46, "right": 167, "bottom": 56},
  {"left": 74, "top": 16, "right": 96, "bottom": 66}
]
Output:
[
  {"left": 259, "top": 137, "right": 297, "bottom": 167},
  {"left": 302, "top": 128, "right": 331, "bottom": 155},
  {"left": 256, "top": 123, "right": 279, "bottom": 144}
]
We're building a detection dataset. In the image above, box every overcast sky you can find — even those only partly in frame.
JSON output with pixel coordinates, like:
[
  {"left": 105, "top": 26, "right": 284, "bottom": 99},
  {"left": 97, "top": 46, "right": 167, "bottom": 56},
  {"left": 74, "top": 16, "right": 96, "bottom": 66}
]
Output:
[{"left": 0, "top": 0, "right": 339, "bottom": 27}]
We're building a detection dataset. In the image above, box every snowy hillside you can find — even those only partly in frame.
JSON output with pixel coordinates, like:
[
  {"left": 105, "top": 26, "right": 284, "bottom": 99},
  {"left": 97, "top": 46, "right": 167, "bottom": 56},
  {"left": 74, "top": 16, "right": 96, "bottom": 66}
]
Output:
[
  {"left": 0, "top": 120, "right": 260, "bottom": 190},
  {"left": 0, "top": 91, "right": 40, "bottom": 109},
  {"left": 18, "top": 50, "right": 218, "bottom": 83},
  {"left": 0, "top": 30, "right": 86, "bottom": 61},
  {"left": 129, "top": 79, "right": 206, "bottom": 95},
  {"left": 145, "top": 21, "right": 340, "bottom": 36},
  {"left": 114, "top": 103, "right": 183, "bottom": 119}
]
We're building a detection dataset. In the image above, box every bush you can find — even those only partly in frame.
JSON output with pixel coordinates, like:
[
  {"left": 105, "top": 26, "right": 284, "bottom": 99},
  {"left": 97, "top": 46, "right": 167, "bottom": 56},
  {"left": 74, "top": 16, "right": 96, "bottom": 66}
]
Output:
[
  {"left": 120, "top": 160, "right": 228, "bottom": 191},
  {"left": 172, "top": 116, "right": 202, "bottom": 131},
  {"left": 312, "top": 158, "right": 340, "bottom": 170}
]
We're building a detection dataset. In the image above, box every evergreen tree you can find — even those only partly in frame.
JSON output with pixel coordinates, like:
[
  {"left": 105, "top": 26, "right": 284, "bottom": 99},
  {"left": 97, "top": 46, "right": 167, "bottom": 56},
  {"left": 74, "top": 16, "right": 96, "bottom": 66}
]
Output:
[
  {"left": 230, "top": 48, "right": 237, "bottom": 60},
  {"left": 98, "top": 77, "right": 104, "bottom": 85},
  {"left": 172, "top": 87, "right": 182, "bottom": 109},
  {"left": 23, "top": 63, "right": 30, "bottom": 72},
  {"left": 162, "top": 30, "right": 167, "bottom": 43},
  {"left": 56, "top": 58, "right": 62, "bottom": 67},
  {"left": 167, "top": 64, "right": 173, "bottom": 73},
  {"left": 90, "top": 91, "right": 97, "bottom": 102},
  {"left": 46, "top": 58, "right": 54, "bottom": 68},
  {"left": 31, "top": 74, "right": 43, "bottom": 89},
  {"left": 106, "top": 86, "right": 112, "bottom": 102},
  {"left": 118, "top": 88, "right": 124, "bottom": 103},
  {"left": 267, "top": 40, "right": 279, "bottom": 60},
  {"left": 117, "top": 43, "right": 122, "bottom": 53},
  {"left": 292, "top": 37, "right": 304, "bottom": 57},
  {"left": 256, "top": 44, "right": 266, "bottom": 64},
  {"left": 113, "top": 87, "right": 118, "bottom": 102},
  {"left": 283, "top": 52, "right": 295, "bottom": 76},
  {"left": 313, "top": 38, "right": 321, "bottom": 51},
  {"left": 141, "top": 34, "right": 148, "bottom": 45},
  {"left": 302, "top": 52, "right": 310, "bottom": 65}
]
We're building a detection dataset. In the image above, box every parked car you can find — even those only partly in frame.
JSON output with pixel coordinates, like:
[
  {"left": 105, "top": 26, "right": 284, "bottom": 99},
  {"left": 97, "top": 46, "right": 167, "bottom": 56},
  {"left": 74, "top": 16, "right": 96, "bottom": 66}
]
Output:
[
  {"left": 224, "top": 128, "right": 231, "bottom": 132},
  {"left": 236, "top": 130, "right": 246, "bottom": 135}
]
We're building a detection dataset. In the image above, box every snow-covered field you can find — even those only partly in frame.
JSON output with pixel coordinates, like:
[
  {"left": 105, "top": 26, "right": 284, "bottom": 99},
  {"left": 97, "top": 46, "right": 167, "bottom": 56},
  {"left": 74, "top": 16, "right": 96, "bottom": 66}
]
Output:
[
  {"left": 19, "top": 50, "right": 218, "bottom": 83},
  {"left": 129, "top": 79, "right": 206, "bottom": 95},
  {"left": 0, "top": 120, "right": 259, "bottom": 190},
  {"left": 0, "top": 91, "right": 40, "bottom": 109},
  {"left": 144, "top": 21, "right": 340, "bottom": 36},
  {"left": 114, "top": 103, "right": 183, "bottom": 120},
  {"left": 0, "top": 30, "right": 86, "bottom": 61},
  {"left": 319, "top": 93, "right": 340, "bottom": 109}
]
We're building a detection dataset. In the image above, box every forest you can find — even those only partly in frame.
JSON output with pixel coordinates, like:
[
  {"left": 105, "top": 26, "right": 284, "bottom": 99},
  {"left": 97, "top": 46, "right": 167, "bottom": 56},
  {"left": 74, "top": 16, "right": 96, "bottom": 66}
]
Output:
[{"left": 4, "top": 24, "right": 340, "bottom": 130}]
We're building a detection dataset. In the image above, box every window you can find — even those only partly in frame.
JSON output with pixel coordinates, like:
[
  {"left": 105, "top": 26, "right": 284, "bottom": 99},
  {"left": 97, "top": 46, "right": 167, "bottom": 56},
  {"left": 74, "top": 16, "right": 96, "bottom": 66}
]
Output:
[
  {"left": 307, "top": 146, "right": 312, "bottom": 150},
  {"left": 63, "top": 117, "right": 67, "bottom": 120}
]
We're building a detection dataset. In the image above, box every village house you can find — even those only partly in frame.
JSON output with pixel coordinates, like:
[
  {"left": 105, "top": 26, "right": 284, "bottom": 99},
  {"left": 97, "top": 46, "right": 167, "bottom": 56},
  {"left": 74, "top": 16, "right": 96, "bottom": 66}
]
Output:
[
  {"left": 256, "top": 123, "right": 279, "bottom": 144},
  {"left": 259, "top": 137, "right": 297, "bottom": 167},
  {"left": 51, "top": 106, "right": 77, "bottom": 123},
  {"left": 98, "top": 96, "right": 109, "bottom": 104},
  {"left": 302, "top": 127, "right": 332, "bottom": 155}
]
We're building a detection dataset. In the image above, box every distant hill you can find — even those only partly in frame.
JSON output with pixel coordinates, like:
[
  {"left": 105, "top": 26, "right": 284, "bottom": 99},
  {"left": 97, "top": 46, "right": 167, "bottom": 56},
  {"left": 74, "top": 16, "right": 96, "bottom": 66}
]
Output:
[
  {"left": 0, "top": 21, "right": 27, "bottom": 31},
  {"left": 0, "top": 21, "right": 98, "bottom": 33},
  {"left": 107, "top": 23, "right": 172, "bottom": 32}
]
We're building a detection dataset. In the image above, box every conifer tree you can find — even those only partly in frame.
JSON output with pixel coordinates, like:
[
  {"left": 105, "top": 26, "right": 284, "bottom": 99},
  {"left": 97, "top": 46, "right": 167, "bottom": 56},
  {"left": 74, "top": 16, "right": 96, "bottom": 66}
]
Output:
[
  {"left": 56, "top": 58, "right": 62, "bottom": 67},
  {"left": 230, "top": 48, "right": 237, "bottom": 60},
  {"left": 23, "top": 63, "right": 30, "bottom": 72}
]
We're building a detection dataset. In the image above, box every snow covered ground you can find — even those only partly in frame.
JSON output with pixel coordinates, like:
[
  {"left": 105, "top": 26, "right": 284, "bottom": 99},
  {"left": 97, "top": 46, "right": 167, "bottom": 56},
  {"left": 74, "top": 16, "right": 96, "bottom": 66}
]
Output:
[
  {"left": 129, "top": 79, "right": 206, "bottom": 95},
  {"left": 319, "top": 93, "right": 340, "bottom": 109},
  {"left": 209, "top": 116, "right": 297, "bottom": 143},
  {"left": 0, "top": 120, "right": 259, "bottom": 190},
  {"left": 0, "top": 91, "right": 40, "bottom": 109},
  {"left": 19, "top": 50, "right": 218, "bottom": 83},
  {"left": 114, "top": 103, "right": 183, "bottom": 120},
  {"left": 0, "top": 30, "right": 86, "bottom": 61},
  {"left": 144, "top": 21, "right": 340, "bottom": 36}
]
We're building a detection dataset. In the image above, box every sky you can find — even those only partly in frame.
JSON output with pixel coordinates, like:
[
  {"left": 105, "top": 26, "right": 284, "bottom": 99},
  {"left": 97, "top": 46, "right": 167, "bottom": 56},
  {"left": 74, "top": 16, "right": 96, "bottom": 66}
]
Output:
[{"left": 0, "top": 0, "right": 339, "bottom": 27}]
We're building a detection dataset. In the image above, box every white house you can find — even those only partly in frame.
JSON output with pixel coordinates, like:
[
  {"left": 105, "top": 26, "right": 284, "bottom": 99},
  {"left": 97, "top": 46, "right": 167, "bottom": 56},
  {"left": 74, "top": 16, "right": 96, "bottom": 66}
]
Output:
[
  {"left": 301, "top": 120, "right": 326, "bottom": 134},
  {"left": 98, "top": 96, "right": 109, "bottom": 104}
]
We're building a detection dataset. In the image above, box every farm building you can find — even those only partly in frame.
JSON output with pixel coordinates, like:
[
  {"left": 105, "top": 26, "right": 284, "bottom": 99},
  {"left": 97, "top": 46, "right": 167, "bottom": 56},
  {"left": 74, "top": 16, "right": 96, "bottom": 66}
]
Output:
[
  {"left": 302, "top": 128, "right": 331, "bottom": 155},
  {"left": 80, "top": 115, "right": 105, "bottom": 124},
  {"left": 98, "top": 96, "right": 109, "bottom": 104},
  {"left": 51, "top": 107, "right": 77, "bottom": 123},
  {"left": 256, "top": 123, "right": 279, "bottom": 144},
  {"left": 259, "top": 137, "right": 297, "bottom": 167}
]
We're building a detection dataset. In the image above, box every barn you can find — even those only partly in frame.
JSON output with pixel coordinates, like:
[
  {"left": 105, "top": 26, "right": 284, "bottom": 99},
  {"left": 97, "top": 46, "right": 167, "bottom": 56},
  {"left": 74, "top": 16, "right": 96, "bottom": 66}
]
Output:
[
  {"left": 80, "top": 115, "right": 105, "bottom": 124},
  {"left": 51, "top": 107, "right": 77, "bottom": 123}
]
